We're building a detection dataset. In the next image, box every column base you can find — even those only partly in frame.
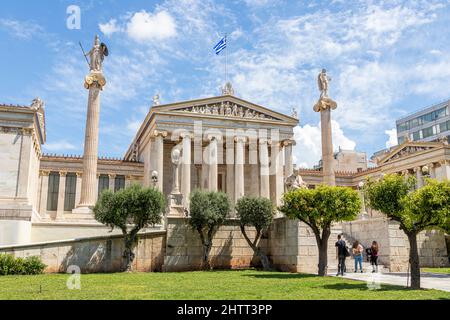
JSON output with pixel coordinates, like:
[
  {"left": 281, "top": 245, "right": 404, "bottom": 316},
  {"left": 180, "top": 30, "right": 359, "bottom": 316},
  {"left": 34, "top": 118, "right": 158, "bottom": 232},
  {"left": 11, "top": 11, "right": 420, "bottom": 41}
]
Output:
[{"left": 72, "top": 205, "right": 94, "bottom": 215}]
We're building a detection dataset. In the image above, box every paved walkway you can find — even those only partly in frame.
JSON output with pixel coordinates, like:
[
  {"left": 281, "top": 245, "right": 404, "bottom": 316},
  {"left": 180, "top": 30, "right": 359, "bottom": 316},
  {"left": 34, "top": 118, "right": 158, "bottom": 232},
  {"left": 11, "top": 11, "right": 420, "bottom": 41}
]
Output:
[{"left": 331, "top": 271, "right": 450, "bottom": 292}]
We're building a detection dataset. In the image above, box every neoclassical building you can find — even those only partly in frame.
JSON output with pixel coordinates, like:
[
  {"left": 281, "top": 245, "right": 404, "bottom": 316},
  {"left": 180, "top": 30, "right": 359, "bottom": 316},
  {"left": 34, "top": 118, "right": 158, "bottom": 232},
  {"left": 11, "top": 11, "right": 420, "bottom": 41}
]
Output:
[
  {"left": 0, "top": 87, "right": 449, "bottom": 273},
  {"left": 0, "top": 91, "right": 302, "bottom": 244}
]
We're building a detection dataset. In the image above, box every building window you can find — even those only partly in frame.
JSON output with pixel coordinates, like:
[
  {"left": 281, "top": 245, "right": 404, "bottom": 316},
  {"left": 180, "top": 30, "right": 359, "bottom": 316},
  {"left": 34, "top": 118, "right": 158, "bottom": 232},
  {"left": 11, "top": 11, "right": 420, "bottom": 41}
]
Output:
[
  {"left": 422, "top": 127, "right": 434, "bottom": 139},
  {"left": 64, "top": 173, "right": 77, "bottom": 211},
  {"left": 440, "top": 120, "right": 450, "bottom": 133},
  {"left": 98, "top": 175, "right": 109, "bottom": 196},
  {"left": 47, "top": 172, "right": 60, "bottom": 211},
  {"left": 398, "top": 136, "right": 405, "bottom": 145},
  {"left": 114, "top": 175, "right": 126, "bottom": 192},
  {"left": 412, "top": 131, "right": 420, "bottom": 141}
]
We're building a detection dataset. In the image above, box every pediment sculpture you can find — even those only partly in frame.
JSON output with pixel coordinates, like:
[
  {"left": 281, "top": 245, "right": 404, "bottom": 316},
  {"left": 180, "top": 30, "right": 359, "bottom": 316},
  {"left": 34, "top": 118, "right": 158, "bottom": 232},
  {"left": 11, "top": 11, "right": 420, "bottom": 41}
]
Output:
[
  {"left": 388, "top": 146, "right": 433, "bottom": 162},
  {"left": 176, "top": 101, "right": 279, "bottom": 121}
]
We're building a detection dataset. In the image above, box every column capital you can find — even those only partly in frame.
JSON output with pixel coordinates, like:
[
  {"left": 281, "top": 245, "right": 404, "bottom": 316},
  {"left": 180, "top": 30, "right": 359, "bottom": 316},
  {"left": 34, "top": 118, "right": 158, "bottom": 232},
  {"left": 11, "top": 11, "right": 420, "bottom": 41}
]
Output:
[
  {"left": 59, "top": 171, "right": 67, "bottom": 177},
  {"left": 97, "top": 173, "right": 102, "bottom": 178},
  {"left": 108, "top": 173, "right": 117, "bottom": 179},
  {"left": 234, "top": 136, "right": 247, "bottom": 143},
  {"left": 180, "top": 132, "right": 193, "bottom": 140},
  {"left": 282, "top": 139, "right": 296, "bottom": 147},
  {"left": 207, "top": 133, "right": 222, "bottom": 142},
  {"left": 439, "top": 159, "right": 449, "bottom": 166},
  {"left": 413, "top": 166, "right": 421, "bottom": 173},
  {"left": 259, "top": 138, "right": 272, "bottom": 145},
  {"left": 152, "top": 130, "right": 168, "bottom": 138},
  {"left": 427, "top": 162, "right": 435, "bottom": 168},
  {"left": 402, "top": 170, "right": 409, "bottom": 175},
  {"left": 21, "top": 128, "right": 34, "bottom": 136},
  {"left": 75, "top": 172, "right": 83, "bottom": 178},
  {"left": 39, "top": 170, "right": 50, "bottom": 177}
]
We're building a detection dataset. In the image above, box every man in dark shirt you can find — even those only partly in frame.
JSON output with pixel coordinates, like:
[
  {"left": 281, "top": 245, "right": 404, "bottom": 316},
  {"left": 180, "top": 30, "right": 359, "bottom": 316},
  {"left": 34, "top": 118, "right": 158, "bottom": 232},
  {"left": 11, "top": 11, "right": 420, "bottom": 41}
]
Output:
[{"left": 335, "top": 234, "right": 347, "bottom": 276}]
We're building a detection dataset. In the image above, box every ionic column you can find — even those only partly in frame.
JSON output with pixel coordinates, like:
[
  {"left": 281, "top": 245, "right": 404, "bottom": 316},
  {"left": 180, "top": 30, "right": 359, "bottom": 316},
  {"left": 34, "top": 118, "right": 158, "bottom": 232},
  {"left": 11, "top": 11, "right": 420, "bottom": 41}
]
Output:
[
  {"left": 235, "top": 136, "right": 246, "bottom": 201},
  {"left": 38, "top": 170, "right": 50, "bottom": 216},
  {"left": 259, "top": 138, "right": 270, "bottom": 199},
  {"left": 207, "top": 135, "right": 219, "bottom": 191},
  {"left": 153, "top": 130, "right": 167, "bottom": 191},
  {"left": 414, "top": 167, "right": 423, "bottom": 188},
  {"left": 95, "top": 174, "right": 100, "bottom": 202},
  {"left": 75, "top": 172, "right": 82, "bottom": 208},
  {"left": 125, "top": 175, "right": 132, "bottom": 188},
  {"left": 181, "top": 133, "right": 192, "bottom": 207},
  {"left": 283, "top": 139, "right": 295, "bottom": 179},
  {"left": 428, "top": 163, "right": 436, "bottom": 179},
  {"left": 272, "top": 141, "right": 284, "bottom": 208},
  {"left": 439, "top": 160, "right": 450, "bottom": 181},
  {"left": 109, "top": 174, "right": 116, "bottom": 192},
  {"left": 225, "top": 135, "right": 235, "bottom": 208},
  {"left": 56, "top": 171, "right": 67, "bottom": 220}
]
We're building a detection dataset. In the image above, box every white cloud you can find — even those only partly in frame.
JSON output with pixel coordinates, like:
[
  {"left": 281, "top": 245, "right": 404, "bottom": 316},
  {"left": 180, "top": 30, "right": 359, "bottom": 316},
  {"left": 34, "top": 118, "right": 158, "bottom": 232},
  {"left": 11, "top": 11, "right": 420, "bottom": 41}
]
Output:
[
  {"left": 99, "top": 19, "right": 121, "bottom": 37},
  {"left": 44, "top": 140, "right": 77, "bottom": 152},
  {"left": 385, "top": 128, "right": 398, "bottom": 148},
  {"left": 126, "top": 11, "right": 177, "bottom": 43},
  {"left": 293, "top": 120, "right": 356, "bottom": 168},
  {"left": 0, "top": 19, "right": 44, "bottom": 39}
]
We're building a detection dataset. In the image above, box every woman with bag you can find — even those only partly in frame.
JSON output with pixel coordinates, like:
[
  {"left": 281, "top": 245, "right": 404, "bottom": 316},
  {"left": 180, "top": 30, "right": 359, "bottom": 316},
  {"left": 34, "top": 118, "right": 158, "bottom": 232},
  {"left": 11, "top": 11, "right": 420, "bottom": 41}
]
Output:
[{"left": 352, "top": 241, "right": 364, "bottom": 273}]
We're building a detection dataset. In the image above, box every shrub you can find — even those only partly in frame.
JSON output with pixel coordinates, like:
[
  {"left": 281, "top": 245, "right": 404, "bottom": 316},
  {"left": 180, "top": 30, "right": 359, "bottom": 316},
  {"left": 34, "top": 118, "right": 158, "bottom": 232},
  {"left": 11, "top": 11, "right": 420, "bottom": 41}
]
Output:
[
  {"left": 23, "top": 256, "right": 47, "bottom": 275},
  {"left": 0, "top": 254, "right": 46, "bottom": 275}
]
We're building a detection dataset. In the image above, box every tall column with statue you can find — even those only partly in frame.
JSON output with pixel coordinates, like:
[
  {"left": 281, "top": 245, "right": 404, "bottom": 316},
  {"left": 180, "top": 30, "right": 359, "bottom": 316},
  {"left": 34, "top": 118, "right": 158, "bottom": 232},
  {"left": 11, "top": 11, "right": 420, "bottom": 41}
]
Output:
[
  {"left": 314, "top": 69, "right": 337, "bottom": 186},
  {"left": 74, "top": 35, "right": 108, "bottom": 214}
]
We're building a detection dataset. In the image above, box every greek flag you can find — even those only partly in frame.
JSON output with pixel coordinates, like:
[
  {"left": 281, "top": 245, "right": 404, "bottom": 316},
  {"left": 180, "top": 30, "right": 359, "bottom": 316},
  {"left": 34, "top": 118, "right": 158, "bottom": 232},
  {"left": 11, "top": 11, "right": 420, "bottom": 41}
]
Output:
[{"left": 213, "top": 36, "right": 227, "bottom": 55}]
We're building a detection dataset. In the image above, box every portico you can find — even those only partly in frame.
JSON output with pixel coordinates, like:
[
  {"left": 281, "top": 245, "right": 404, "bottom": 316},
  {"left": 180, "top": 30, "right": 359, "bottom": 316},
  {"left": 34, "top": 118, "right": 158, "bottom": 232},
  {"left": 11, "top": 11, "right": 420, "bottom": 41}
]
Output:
[{"left": 125, "top": 94, "right": 299, "bottom": 212}]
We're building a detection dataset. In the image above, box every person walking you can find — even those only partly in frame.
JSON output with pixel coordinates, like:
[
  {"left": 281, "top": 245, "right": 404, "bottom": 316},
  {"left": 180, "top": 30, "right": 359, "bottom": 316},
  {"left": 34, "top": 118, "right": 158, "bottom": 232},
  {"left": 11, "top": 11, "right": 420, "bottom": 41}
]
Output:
[
  {"left": 352, "top": 241, "right": 364, "bottom": 273},
  {"left": 335, "top": 234, "right": 348, "bottom": 276},
  {"left": 370, "top": 241, "right": 379, "bottom": 273}
]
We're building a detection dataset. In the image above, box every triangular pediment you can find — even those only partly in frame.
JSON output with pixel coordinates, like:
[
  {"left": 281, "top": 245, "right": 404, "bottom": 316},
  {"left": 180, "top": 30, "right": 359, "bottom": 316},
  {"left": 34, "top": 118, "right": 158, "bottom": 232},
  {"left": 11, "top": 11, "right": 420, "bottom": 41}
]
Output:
[
  {"left": 377, "top": 141, "right": 443, "bottom": 165},
  {"left": 151, "top": 95, "right": 298, "bottom": 123}
]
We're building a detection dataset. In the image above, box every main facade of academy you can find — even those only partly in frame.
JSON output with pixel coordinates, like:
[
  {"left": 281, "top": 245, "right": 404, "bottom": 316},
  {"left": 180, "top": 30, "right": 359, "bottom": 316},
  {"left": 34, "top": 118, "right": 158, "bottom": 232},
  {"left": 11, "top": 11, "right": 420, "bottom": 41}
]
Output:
[{"left": 0, "top": 84, "right": 449, "bottom": 273}]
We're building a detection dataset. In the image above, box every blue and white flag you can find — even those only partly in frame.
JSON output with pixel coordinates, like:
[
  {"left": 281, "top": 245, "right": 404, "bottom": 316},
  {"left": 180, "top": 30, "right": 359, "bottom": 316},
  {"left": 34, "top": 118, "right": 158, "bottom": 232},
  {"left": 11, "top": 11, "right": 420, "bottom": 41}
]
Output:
[{"left": 213, "top": 36, "right": 227, "bottom": 55}]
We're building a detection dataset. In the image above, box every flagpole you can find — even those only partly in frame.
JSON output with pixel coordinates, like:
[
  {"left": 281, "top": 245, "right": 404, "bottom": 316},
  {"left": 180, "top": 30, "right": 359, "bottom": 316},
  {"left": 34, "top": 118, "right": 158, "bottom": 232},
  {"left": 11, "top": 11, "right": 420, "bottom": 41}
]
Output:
[{"left": 225, "top": 33, "right": 228, "bottom": 85}]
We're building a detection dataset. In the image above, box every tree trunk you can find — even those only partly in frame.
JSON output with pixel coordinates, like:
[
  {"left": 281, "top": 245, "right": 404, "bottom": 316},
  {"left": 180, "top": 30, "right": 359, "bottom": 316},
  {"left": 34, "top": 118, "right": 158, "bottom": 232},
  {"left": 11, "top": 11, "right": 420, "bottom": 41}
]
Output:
[
  {"left": 313, "top": 226, "right": 330, "bottom": 276},
  {"left": 123, "top": 229, "right": 139, "bottom": 272},
  {"left": 407, "top": 232, "right": 421, "bottom": 289},
  {"left": 202, "top": 240, "right": 213, "bottom": 270},
  {"left": 240, "top": 225, "right": 271, "bottom": 271}
]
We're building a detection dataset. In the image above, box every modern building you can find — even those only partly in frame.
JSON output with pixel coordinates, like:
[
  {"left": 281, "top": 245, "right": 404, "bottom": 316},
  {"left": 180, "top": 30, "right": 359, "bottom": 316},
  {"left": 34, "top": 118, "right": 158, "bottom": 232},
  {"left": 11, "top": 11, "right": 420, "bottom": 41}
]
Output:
[
  {"left": 396, "top": 99, "right": 450, "bottom": 144},
  {"left": 314, "top": 148, "right": 368, "bottom": 173}
]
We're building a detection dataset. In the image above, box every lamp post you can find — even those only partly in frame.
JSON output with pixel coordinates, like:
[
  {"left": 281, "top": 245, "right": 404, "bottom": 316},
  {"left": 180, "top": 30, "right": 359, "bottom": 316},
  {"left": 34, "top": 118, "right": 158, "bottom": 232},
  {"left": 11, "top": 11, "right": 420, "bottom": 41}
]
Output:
[
  {"left": 358, "top": 181, "right": 368, "bottom": 220},
  {"left": 151, "top": 170, "right": 159, "bottom": 189}
]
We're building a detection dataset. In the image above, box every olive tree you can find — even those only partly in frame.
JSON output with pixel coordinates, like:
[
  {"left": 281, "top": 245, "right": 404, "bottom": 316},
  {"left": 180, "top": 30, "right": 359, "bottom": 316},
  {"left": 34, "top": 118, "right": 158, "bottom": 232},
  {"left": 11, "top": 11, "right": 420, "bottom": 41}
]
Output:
[
  {"left": 365, "top": 175, "right": 450, "bottom": 289},
  {"left": 189, "top": 190, "right": 231, "bottom": 270},
  {"left": 280, "top": 186, "right": 361, "bottom": 276},
  {"left": 236, "top": 196, "right": 274, "bottom": 271},
  {"left": 94, "top": 184, "right": 166, "bottom": 272}
]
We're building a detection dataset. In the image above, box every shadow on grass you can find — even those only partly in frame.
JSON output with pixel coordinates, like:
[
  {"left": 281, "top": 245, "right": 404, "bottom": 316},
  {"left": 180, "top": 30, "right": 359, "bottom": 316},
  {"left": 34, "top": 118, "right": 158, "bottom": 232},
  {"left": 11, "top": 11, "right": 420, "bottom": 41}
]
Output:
[
  {"left": 321, "top": 282, "right": 410, "bottom": 292},
  {"left": 242, "top": 272, "right": 318, "bottom": 280}
]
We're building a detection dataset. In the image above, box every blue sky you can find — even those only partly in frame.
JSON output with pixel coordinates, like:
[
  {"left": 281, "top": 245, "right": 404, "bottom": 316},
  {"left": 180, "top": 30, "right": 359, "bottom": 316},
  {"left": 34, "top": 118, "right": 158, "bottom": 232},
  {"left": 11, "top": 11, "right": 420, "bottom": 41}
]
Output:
[{"left": 1, "top": 0, "right": 450, "bottom": 167}]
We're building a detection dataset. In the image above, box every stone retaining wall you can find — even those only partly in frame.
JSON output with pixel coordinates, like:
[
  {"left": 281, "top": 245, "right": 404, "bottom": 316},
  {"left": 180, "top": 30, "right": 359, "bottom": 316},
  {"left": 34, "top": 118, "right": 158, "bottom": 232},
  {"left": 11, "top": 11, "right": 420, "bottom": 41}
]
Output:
[
  {"left": 342, "top": 218, "right": 449, "bottom": 271},
  {"left": 163, "top": 217, "right": 268, "bottom": 272},
  {"left": 0, "top": 231, "right": 166, "bottom": 273}
]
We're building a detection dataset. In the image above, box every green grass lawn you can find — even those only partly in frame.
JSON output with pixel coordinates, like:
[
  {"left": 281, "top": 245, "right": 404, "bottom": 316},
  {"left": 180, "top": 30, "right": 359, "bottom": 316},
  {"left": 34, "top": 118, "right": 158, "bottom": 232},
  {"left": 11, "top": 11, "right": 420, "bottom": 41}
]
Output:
[
  {"left": 422, "top": 268, "right": 450, "bottom": 274},
  {"left": 0, "top": 270, "right": 449, "bottom": 300}
]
